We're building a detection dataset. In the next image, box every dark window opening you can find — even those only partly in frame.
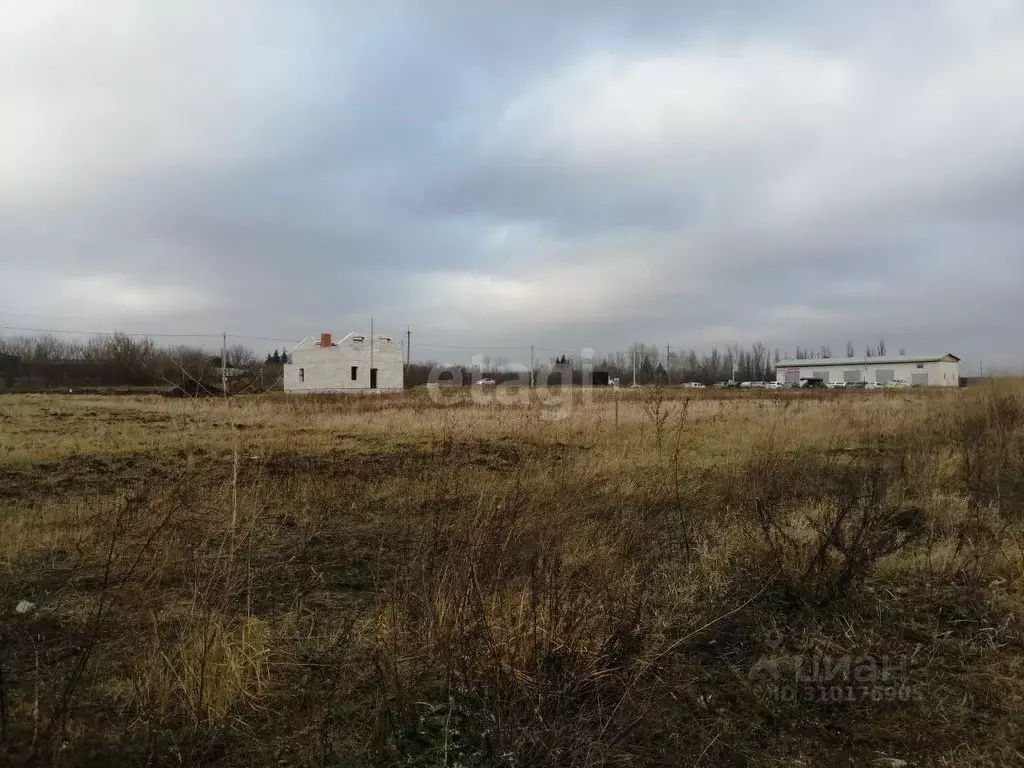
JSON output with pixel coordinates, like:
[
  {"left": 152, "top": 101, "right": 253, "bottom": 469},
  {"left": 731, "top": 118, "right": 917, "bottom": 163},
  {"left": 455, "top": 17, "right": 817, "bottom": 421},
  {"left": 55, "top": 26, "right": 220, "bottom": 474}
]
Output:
[
  {"left": 299, "top": 368, "right": 305, "bottom": 383},
  {"left": 351, "top": 366, "right": 358, "bottom": 381},
  {"left": 370, "top": 368, "right": 378, "bottom": 389}
]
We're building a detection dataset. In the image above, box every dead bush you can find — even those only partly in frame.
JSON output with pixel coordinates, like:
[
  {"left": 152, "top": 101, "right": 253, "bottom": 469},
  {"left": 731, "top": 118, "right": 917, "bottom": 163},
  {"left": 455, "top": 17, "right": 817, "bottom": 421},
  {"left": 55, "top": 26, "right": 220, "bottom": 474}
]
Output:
[
  {"left": 374, "top": 478, "right": 655, "bottom": 767},
  {"left": 750, "top": 459, "right": 927, "bottom": 605}
]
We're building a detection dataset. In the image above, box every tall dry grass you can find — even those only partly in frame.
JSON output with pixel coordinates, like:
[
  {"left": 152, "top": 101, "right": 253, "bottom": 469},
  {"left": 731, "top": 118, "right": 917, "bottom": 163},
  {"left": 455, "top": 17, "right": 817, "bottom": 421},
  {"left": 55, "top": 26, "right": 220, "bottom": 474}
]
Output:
[{"left": 0, "top": 383, "right": 1022, "bottom": 765}]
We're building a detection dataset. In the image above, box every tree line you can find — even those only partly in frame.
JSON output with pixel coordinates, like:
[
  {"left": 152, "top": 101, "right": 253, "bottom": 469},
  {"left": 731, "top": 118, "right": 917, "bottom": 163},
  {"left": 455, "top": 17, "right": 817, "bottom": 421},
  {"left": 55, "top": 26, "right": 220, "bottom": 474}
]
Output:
[
  {"left": 601, "top": 342, "right": 778, "bottom": 385},
  {"left": 0, "top": 332, "right": 272, "bottom": 391},
  {"left": 407, "top": 342, "right": 786, "bottom": 387},
  {"left": 791, "top": 339, "right": 901, "bottom": 360},
  {"left": 1, "top": 331, "right": 908, "bottom": 391}
]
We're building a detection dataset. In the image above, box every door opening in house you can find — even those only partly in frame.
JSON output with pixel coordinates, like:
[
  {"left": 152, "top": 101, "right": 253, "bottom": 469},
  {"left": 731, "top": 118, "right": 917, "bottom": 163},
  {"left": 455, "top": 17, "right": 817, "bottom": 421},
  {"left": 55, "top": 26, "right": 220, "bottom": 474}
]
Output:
[
  {"left": 370, "top": 369, "right": 378, "bottom": 389},
  {"left": 299, "top": 368, "right": 305, "bottom": 383}
]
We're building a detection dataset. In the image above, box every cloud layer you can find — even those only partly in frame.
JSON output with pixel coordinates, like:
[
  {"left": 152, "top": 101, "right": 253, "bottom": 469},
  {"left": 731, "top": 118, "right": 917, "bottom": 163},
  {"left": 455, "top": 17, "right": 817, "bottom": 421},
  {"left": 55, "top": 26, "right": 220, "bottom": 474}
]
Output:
[{"left": 2, "top": 0, "right": 1023, "bottom": 367}]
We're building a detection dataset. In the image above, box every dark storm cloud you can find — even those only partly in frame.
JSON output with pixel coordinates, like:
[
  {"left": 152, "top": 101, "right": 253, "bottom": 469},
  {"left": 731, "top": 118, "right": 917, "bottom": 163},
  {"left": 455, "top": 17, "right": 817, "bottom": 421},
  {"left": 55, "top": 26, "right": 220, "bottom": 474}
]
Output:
[{"left": 2, "top": 0, "right": 1023, "bottom": 367}]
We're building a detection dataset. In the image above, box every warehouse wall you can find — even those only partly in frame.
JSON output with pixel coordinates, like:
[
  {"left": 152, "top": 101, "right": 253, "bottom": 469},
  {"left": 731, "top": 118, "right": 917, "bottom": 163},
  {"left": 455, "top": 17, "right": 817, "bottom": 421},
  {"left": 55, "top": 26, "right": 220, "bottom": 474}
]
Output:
[{"left": 776, "top": 359, "right": 960, "bottom": 386}]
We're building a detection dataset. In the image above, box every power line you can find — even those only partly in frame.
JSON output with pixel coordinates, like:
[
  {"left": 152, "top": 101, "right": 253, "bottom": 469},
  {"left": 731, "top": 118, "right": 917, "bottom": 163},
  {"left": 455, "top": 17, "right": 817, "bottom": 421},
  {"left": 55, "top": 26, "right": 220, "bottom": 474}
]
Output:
[
  {"left": 2, "top": 324, "right": 594, "bottom": 357},
  {"left": 0, "top": 324, "right": 219, "bottom": 338},
  {"left": 0, "top": 325, "right": 306, "bottom": 344},
  {"left": 228, "top": 334, "right": 303, "bottom": 344},
  {"left": 415, "top": 343, "right": 581, "bottom": 353},
  {"left": 415, "top": 342, "right": 532, "bottom": 351}
]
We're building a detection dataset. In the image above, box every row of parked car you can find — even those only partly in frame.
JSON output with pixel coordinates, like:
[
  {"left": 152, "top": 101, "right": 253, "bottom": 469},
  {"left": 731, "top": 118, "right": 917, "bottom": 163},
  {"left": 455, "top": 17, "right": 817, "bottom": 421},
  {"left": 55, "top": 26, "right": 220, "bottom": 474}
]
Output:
[
  {"left": 792, "top": 378, "right": 912, "bottom": 389},
  {"left": 476, "top": 378, "right": 912, "bottom": 389},
  {"left": 688, "top": 379, "right": 915, "bottom": 390}
]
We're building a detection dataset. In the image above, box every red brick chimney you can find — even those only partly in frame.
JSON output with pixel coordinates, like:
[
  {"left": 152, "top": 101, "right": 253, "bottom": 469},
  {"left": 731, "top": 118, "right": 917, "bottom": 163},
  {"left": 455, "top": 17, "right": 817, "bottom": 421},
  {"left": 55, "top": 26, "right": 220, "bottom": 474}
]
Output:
[{"left": 320, "top": 332, "right": 332, "bottom": 347}]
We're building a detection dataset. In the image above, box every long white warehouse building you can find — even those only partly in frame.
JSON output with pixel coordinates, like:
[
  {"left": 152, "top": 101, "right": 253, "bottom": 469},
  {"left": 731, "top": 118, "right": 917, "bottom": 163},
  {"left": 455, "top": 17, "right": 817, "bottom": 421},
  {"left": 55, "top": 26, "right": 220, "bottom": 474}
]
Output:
[{"left": 775, "top": 354, "right": 961, "bottom": 387}]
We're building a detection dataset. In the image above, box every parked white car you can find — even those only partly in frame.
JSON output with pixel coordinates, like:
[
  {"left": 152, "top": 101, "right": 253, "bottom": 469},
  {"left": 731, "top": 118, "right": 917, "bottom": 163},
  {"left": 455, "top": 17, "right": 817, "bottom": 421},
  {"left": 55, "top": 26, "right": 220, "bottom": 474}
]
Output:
[
  {"left": 680, "top": 382, "right": 705, "bottom": 389},
  {"left": 475, "top": 378, "right": 497, "bottom": 386},
  {"left": 885, "top": 379, "right": 910, "bottom": 388},
  {"left": 765, "top": 381, "right": 783, "bottom": 390}
]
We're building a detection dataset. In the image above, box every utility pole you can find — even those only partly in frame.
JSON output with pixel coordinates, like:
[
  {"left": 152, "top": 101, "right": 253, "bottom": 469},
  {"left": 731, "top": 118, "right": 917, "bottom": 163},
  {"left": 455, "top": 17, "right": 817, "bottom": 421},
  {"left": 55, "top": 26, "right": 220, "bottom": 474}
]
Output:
[
  {"left": 405, "top": 325, "right": 411, "bottom": 367},
  {"left": 221, "top": 332, "right": 227, "bottom": 396},
  {"left": 530, "top": 345, "right": 535, "bottom": 387},
  {"left": 666, "top": 344, "right": 671, "bottom": 385},
  {"left": 369, "top": 317, "right": 374, "bottom": 387},
  {"left": 632, "top": 350, "right": 637, "bottom": 387}
]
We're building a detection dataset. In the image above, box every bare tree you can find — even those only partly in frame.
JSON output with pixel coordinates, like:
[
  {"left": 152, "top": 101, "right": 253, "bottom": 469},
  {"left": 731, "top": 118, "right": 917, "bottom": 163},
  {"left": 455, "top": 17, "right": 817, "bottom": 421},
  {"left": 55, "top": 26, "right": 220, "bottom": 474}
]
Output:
[
  {"left": 30, "top": 333, "right": 83, "bottom": 363},
  {"left": 224, "top": 343, "right": 257, "bottom": 369},
  {"left": 82, "top": 336, "right": 109, "bottom": 363},
  {"left": 106, "top": 332, "right": 157, "bottom": 377},
  {"left": 751, "top": 342, "right": 767, "bottom": 380},
  {"left": 158, "top": 345, "right": 210, "bottom": 386},
  {"left": 707, "top": 347, "right": 721, "bottom": 382},
  {"left": 846, "top": 340, "right": 855, "bottom": 358},
  {"left": 0, "top": 334, "right": 35, "bottom": 360},
  {"left": 877, "top": 338, "right": 887, "bottom": 356},
  {"left": 686, "top": 349, "right": 699, "bottom": 381}
]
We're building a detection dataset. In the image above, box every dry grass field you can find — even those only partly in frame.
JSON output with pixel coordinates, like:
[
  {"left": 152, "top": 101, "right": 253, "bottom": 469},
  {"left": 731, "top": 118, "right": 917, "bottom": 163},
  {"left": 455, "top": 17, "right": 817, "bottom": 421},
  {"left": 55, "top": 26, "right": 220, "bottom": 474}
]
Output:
[{"left": 1, "top": 384, "right": 1023, "bottom": 766}]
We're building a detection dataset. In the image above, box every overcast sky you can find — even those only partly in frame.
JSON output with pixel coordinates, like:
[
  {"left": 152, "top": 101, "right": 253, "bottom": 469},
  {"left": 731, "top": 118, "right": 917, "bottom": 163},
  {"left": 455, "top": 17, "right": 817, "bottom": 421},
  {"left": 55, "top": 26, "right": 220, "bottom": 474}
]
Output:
[{"left": 2, "top": 0, "right": 1023, "bottom": 369}]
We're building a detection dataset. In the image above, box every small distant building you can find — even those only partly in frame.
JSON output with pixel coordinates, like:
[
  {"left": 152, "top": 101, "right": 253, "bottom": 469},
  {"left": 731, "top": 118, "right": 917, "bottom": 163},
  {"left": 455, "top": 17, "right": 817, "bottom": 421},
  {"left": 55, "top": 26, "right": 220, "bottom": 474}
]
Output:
[
  {"left": 284, "top": 331, "right": 403, "bottom": 393},
  {"left": 775, "top": 354, "right": 961, "bottom": 387}
]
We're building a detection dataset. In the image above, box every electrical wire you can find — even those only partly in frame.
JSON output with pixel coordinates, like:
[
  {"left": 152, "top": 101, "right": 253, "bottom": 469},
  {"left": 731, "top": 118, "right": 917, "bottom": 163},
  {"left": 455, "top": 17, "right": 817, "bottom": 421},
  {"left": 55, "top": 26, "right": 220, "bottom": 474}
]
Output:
[
  {"left": 227, "top": 334, "right": 304, "bottom": 344},
  {"left": 1, "top": 324, "right": 592, "bottom": 356},
  {"left": 415, "top": 342, "right": 531, "bottom": 351},
  {"left": 0, "top": 324, "right": 219, "bottom": 338}
]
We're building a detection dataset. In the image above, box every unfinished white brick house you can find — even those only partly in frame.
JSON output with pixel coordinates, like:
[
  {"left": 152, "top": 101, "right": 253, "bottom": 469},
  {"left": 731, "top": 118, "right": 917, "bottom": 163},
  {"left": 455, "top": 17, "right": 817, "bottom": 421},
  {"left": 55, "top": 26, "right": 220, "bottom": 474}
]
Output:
[{"left": 283, "top": 332, "right": 404, "bottom": 393}]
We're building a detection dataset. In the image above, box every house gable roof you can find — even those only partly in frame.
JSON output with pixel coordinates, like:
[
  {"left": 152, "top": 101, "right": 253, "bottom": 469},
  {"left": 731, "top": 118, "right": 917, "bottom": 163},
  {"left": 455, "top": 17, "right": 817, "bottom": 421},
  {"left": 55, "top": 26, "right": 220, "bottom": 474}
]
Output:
[{"left": 291, "top": 332, "right": 395, "bottom": 352}]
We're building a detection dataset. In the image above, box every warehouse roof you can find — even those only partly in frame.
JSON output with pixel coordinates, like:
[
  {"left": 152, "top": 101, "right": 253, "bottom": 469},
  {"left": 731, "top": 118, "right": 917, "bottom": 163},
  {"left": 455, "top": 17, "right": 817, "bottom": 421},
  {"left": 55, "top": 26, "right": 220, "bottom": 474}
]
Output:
[{"left": 776, "top": 354, "right": 960, "bottom": 367}]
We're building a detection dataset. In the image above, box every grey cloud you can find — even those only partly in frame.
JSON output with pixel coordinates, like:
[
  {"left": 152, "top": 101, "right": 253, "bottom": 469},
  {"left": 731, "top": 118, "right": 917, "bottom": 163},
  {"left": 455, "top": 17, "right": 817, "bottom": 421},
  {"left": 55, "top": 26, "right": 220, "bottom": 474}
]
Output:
[{"left": 2, "top": 0, "right": 1023, "bottom": 368}]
